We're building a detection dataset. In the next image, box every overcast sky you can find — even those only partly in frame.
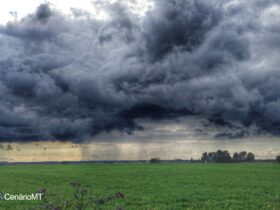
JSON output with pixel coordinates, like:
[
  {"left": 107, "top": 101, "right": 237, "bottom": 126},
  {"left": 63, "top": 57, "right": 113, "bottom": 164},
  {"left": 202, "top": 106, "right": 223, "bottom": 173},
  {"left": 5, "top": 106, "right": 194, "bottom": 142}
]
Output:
[{"left": 0, "top": 0, "right": 280, "bottom": 161}]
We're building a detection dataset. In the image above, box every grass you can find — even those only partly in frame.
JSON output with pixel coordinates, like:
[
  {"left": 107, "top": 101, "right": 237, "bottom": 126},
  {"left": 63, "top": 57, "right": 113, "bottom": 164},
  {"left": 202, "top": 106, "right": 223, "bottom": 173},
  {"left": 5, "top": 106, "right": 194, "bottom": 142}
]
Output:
[{"left": 0, "top": 163, "right": 279, "bottom": 210}]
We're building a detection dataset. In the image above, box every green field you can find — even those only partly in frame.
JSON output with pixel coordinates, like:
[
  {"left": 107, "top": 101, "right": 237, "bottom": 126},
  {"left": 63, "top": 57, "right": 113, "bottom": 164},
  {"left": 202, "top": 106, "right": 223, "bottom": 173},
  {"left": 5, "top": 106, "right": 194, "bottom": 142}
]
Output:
[{"left": 0, "top": 163, "right": 279, "bottom": 210}]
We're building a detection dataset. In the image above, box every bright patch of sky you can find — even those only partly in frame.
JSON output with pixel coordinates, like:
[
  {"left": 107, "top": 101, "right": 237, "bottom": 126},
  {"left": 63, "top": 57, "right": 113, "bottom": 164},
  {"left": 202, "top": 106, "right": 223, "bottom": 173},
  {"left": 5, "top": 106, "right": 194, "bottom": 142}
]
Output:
[{"left": 0, "top": 0, "right": 153, "bottom": 24}]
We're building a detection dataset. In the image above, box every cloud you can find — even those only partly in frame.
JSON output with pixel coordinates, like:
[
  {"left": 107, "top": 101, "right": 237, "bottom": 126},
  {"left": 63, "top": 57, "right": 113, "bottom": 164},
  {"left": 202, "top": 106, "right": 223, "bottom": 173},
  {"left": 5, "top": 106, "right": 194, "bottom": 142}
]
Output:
[{"left": 0, "top": 0, "right": 280, "bottom": 142}]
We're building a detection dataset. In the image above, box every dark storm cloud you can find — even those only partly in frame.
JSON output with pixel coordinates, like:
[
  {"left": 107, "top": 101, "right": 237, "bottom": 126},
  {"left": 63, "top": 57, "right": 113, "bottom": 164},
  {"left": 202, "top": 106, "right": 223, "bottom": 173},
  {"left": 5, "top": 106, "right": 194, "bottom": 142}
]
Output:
[
  {"left": 0, "top": 0, "right": 280, "bottom": 142},
  {"left": 143, "top": 0, "right": 222, "bottom": 61}
]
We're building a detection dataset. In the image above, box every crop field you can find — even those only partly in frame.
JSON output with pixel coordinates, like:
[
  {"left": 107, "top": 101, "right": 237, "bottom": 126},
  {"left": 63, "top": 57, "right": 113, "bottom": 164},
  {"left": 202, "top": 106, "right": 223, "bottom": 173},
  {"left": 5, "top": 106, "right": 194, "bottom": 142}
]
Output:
[{"left": 0, "top": 163, "right": 279, "bottom": 210}]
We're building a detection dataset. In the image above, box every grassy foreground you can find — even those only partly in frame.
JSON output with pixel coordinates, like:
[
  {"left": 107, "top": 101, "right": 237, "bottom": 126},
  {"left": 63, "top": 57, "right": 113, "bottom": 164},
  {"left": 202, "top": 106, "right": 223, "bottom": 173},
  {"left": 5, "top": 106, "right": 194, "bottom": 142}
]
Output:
[{"left": 0, "top": 163, "right": 279, "bottom": 210}]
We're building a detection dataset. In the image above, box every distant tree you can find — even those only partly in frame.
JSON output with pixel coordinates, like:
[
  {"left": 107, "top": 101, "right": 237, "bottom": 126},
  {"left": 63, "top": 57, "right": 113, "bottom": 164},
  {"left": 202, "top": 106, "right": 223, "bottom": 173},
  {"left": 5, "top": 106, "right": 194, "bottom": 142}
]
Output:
[
  {"left": 276, "top": 156, "right": 280, "bottom": 164},
  {"left": 201, "top": 152, "right": 208, "bottom": 163},
  {"left": 233, "top": 151, "right": 247, "bottom": 162},
  {"left": 215, "top": 150, "right": 232, "bottom": 163},
  {"left": 246, "top": 152, "right": 255, "bottom": 162},
  {"left": 233, "top": 152, "right": 239, "bottom": 162},
  {"left": 207, "top": 152, "right": 216, "bottom": 162},
  {"left": 239, "top": 151, "right": 247, "bottom": 161},
  {"left": 201, "top": 150, "right": 232, "bottom": 163},
  {"left": 150, "top": 157, "right": 161, "bottom": 163}
]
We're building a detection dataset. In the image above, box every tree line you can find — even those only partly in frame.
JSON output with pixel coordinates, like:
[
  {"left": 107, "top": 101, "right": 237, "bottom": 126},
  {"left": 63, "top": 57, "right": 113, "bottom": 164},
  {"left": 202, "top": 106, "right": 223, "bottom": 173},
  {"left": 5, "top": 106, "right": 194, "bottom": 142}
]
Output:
[
  {"left": 201, "top": 150, "right": 255, "bottom": 163},
  {"left": 149, "top": 153, "right": 280, "bottom": 163}
]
